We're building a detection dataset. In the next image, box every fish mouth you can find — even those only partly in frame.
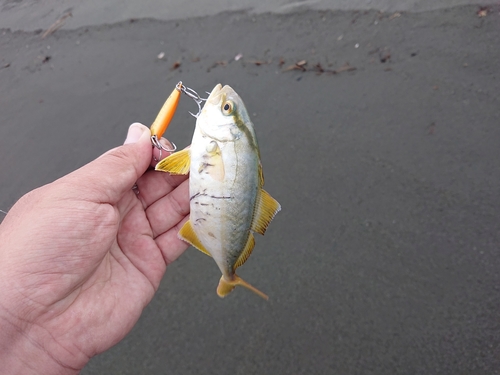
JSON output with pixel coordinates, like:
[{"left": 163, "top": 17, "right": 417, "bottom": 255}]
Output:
[{"left": 207, "top": 83, "right": 224, "bottom": 106}]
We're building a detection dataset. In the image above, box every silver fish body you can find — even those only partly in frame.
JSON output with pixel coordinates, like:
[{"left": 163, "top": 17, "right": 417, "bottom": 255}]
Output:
[{"left": 156, "top": 83, "right": 280, "bottom": 299}]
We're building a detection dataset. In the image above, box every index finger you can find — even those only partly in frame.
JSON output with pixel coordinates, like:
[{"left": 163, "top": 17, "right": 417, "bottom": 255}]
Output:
[{"left": 135, "top": 170, "right": 188, "bottom": 209}]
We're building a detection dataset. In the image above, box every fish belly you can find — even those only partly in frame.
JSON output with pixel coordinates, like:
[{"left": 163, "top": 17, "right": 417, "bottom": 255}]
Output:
[{"left": 189, "top": 127, "right": 259, "bottom": 278}]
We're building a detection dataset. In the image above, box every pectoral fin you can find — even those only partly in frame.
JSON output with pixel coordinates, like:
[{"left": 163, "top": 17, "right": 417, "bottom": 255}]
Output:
[
  {"left": 199, "top": 141, "right": 225, "bottom": 181},
  {"left": 217, "top": 274, "right": 268, "bottom": 300},
  {"left": 251, "top": 189, "right": 281, "bottom": 235},
  {"left": 155, "top": 148, "right": 190, "bottom": 175},
  {"left": 178, "top": 220, "right": 212, "bottom": 257}
]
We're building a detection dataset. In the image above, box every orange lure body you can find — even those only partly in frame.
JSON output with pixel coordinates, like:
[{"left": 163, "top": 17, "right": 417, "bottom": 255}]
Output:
[{"left": 150, "top": 82, "right": 182, "bottom": 139}]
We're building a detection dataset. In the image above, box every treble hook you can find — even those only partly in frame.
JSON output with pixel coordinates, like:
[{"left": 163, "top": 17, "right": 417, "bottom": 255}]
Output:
[
  {"left": 179, "top": 83, "right": 206, "bottom": 118},
  {"left": 151, "top": 135, "right": 177, "bottom": 162}
]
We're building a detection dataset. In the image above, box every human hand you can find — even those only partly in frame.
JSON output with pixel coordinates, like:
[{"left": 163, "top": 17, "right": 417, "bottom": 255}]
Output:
[{"left": 0, "top": 123, "right": 189, "bottom": 374}]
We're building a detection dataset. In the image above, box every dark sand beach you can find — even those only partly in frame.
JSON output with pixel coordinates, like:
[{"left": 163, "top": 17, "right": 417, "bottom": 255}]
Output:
[{"left": 1, "top": 2, "right": 499, "bottom": 374}]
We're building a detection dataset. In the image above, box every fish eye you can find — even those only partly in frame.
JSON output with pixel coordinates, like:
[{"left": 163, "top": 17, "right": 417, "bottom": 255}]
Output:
[{"left": 222, "top": 100, "right": 235, "bottom": 115}]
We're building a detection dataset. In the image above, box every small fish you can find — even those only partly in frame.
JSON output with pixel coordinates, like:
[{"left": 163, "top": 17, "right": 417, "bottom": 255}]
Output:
[{"left": 156, "top": 84, "right": 280, "bottom": 299}]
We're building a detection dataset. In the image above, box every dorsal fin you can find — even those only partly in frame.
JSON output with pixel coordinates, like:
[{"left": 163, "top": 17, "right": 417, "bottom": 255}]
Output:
[
  {"left": 234, "top": 234, "right": 255, "bottom": 269},
  {"left": 251, "top": 189, "right": 281, "bottom": 235},
  {"left": 178, "top": 220, "right": 212, "bottom": 257},
  {"left": 155, "top": 148, "right": 190, "bottom": 175}
]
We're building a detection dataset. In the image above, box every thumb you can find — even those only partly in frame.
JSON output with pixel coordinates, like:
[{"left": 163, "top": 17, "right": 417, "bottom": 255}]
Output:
[
  {"left": 64, "top": 123, "right": 152, "bottom": 204},
  {"left": 123, "top": 122, "right": 149, "bottom": 145}
]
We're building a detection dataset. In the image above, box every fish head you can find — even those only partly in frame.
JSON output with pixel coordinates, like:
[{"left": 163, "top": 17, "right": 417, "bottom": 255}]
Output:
[{"left": 197, "top": 83, "right": 256, "bottom": 142}]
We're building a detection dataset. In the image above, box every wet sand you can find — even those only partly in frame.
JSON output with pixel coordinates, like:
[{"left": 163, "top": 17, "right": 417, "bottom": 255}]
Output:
[
  {"left": 1, "top": 5, "right": 500, "bottom": 374},
  {"left": 0, "top": 0, "right": 489, "bottom": 30}
]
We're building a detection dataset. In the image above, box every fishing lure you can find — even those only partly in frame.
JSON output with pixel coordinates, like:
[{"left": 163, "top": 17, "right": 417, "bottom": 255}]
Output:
[{"left": 150, "top": 81, "right": 205, "bottom": 160}]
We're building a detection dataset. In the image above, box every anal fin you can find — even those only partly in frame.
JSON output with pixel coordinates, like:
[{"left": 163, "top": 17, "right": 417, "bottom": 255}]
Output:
[
  {"left": 155, "top": 148, "right": 190, "bottom": 175},
  {"left": 251, "top": 189, "right": 281, "bottom": 235},
  {"left": 178, "top": 220, "right": 212, "bottom": 257},
  {"left": 234, "top": 234, "right": 255, "bottom": 269}
]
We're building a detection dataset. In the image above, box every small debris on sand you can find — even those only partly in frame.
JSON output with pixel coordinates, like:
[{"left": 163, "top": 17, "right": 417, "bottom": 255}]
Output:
[
  {"left": 283, "top": 60, "right": 356, "bottom": 75},
  {"left": 171, "top": 61, "right": 181, "bottom": 70},
  {"left": 389, "top": 12, "right": 401, "bottom": 20},
  {"left": 42, "top": 12, "right": 72, "bottom": 39},
  {"left": 477, "top": 7, "right": 489, "bottom": 18}
]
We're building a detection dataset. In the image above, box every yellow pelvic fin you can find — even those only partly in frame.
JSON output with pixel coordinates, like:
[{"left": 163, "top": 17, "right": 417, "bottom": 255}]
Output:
[
  {"left": 217, "top": 274, "right": 269, "bottom": 301},
  {"left": 178, "top": 220, "right": 212, "bottom": 257},
  {"left": 234, "top": 234, "right": 255, "bottom": 269},
  {"left": 155, "top": 148, "right": 191, "bottom": 175},
  {"left": 251, "top": 189, "right": 281, "bottom": 235},
  {"left": 150, "top": 82, "right": 182, "bottom": 139}
]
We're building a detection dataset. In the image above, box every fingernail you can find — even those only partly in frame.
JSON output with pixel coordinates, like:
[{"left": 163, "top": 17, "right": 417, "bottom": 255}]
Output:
[
  {"left": 124, "top": 123, "right": 147, "bottom": 144},
  {"left": 159, "top": 138, "right": 174, "bottom": 150}
]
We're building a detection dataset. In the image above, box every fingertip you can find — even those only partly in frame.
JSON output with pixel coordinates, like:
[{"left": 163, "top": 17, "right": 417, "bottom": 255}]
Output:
[{"left": 124, "top": 123, "right": 150, "bottom": 145}]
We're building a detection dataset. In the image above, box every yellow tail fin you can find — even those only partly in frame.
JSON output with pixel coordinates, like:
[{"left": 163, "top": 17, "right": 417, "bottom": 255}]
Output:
[{"left": 217, "top": 274, "right": 269, "bottom": 300}]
